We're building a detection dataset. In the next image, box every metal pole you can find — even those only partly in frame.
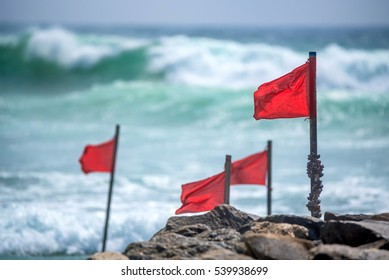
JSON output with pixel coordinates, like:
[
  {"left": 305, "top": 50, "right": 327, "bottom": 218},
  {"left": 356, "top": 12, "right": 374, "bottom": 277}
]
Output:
[
  {"left": 102, "top": 124, "right": 120, "bottom": 252},
  {"left": 306, "top": 52, "right": 324, "bottom": 218},
  {"left": 267, "top": 140, "right": 272, "bottom": 216},
  {"left": 224, "top": 155, "right": 231, "bottom": 204}
]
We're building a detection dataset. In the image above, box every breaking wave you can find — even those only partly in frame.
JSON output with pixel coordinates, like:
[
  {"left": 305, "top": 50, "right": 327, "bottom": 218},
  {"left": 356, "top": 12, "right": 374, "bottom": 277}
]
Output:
[{"left": 1, "top": 26, "right": 389, "bottom": 92}]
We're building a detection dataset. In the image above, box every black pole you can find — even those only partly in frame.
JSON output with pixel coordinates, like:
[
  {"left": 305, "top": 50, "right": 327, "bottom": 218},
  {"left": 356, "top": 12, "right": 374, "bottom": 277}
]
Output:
[
  {"left": 309, "top": 52, "right": 318, "bottom": 201},
  {"left": 306, "top": 52, "right": 324, "bottom": 218},
  {"left": 102, "top": 124, "right": 120, "bottom": 252},
  {"left": 224, "top": 155, "right": 231, "bottom": 204},
  {"left": 267, "top": 140, "right": 272, "bottom": 216}
]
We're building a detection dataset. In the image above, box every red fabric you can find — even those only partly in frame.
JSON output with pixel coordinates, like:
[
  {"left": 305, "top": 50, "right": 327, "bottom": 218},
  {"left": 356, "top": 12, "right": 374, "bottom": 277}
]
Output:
[
  {"left": 79, "top": 138, "right": 115, "bottom": 174},
  {"left": 231, "top": 150, "right": 267, "bottom": 186},
  {"left": 253, "top": 62, "right": 309, "bottom": 120},
  {"left": 176, "top": 150, "right": 268, "bottom": 214},
  {"left": 175, "top": 172, "right": 225, "bottom": 215}
]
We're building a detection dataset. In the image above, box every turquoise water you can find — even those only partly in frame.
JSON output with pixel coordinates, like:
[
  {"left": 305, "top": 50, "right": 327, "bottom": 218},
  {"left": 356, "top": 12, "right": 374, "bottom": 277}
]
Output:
[{"left": 0, "top": 25, "right": 389, "bottom": 259}]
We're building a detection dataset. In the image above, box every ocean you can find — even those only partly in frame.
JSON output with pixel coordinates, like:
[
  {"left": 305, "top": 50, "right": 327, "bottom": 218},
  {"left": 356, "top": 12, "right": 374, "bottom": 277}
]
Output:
[{"left": 0, "top": 24, "right": 388, "bottom": 259}]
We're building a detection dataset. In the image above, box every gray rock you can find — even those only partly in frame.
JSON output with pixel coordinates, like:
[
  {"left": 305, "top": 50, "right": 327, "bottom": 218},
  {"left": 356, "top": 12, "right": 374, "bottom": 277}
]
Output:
[
  {"left": 244, "top": 233, "right": 314, "bottom": 260},
  {"left": 245, "top": 221, "right": 310, "bottom": 239},
  {"left": 256, "top": 214, "right": 324, "bottom": 240},
  {"left": 158, "top": 204, "right": 257, "bottom": 236},
  {"left": 310, "top": 244, "right": 389, "bottom": 260},
  {"left": 124, "top": 234, "right": 216, "bottom": 259},
  {"left": 197, "top": 248, "right": 254, "bottom": 260},
  {"left": 197, "top": 228, "right": 248, "bottom": 255},
  {"left": 88, "top": 251, "right": 128, "bottom": 260},
  {"left": 172, "top": 223, "right": 211, "bottom": 237},
  {"left": 324, "top": 212, "right": 389, "bottom": 222},
  {"left": 321, "top": 220, "right": 389, "bottom": 247},
  {"left": 118, "top": 205, "right": 389, "bottom": 260},
  {"left": 358, "top": 239, "right": 389, "bottom": 250}
]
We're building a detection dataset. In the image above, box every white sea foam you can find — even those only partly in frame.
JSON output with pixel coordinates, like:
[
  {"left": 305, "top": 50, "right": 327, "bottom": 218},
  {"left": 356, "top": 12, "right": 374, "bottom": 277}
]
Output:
[
  {"left": 5, "top": 27, "right": 389, "bottom": 91},
  {"left": 149, "top": 35, "right": 305, "bottom": 89},
  {"left": 321, "top": 176, "right": 389, "bottom": 213},
  {"left": 0, "top": 171, "right": 178, "bottom": 255},
  {"left": 24, "top": 27, "right": 148, "bottom": 69},
  {"left": 148, "top": 35, "right": 389, "bottom": 91}
]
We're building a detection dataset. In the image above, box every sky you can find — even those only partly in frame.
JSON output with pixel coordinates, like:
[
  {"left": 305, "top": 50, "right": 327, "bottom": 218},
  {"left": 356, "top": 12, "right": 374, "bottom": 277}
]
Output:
[{"left": 1, "top": 0, "right": 389, "bottom": 27}]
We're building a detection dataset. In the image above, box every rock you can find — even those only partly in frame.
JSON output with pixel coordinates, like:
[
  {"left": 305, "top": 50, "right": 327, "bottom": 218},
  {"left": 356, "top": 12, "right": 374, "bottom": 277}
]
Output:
[
  {"left": 88, "top": 251, "right": 128, "bottom": 260},
  {"left": 324, "top": 212, "right": 389, "bottom": 222},
  {"left": 197, "top": 228, "right": 248, "bottom": 255},
  {"left": 256, "top": 214, "right": 324, "bottom": 240},
  {"left": 116, "top": 206, "right": 389, "bottom": 260},
  {"left": 158, "top": 204, "right": 257, "bottom": 235},
  {"left": 123, "top": 205, "right": 259, "bottom": 260},
  {"left": 321, "top": 220, "right": 389, "bottom": 247},
  {"left": 244, "top": 221, "right": 310, "bottom": 239},
  {"left": 244, "top": 233, "right": 314, "bottom": 260},
  {"left": 172, "top": 224, "right": 211, "bottom": 237},
  {"left": 310, "top": 244, "right": 389, "bottom": 260},
  {"left": 198, "top": 248, "right": 254, "bottom": 260},
  {"left": 358, "top": 240, "right": 389, "bottom": 250},
  {"left": 124, "top": 233, "right": 217, "bottom": 259}
]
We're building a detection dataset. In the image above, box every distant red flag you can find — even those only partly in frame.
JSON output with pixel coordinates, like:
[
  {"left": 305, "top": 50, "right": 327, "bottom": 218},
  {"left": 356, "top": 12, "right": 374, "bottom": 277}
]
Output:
[
  {"left": 253, "top": 62, "right": 309, "bottom": 120},
  {"left": 79, "top": 138, "right": 115, "bottom": 174},
  {"left": 176, "top": 150, "right": 268, "bottom": 214},
  {"left": 231, "top": 150, "right": 267, "bottom": 186},
  {"left": 175, "top": 172, "right": 225, "bottom": 215}
]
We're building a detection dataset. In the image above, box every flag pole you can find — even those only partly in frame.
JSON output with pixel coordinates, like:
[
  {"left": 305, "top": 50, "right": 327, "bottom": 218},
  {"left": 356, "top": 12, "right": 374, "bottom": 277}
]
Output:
[
  {"left": 306, "top": 52, "right": 324, "bottom": 218},
  {"left": 102, "top": 124, "right": 120, "bottom": 252},
  {"left": 266, "top": 140, "right": 272, "bottom": 216},
  {"left": 224, "top": 155, "right": 231, "bottom": 204}
]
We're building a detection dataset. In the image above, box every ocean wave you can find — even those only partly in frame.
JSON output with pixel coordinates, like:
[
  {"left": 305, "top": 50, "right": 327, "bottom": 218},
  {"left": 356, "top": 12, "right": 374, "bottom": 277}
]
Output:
[
  {"left": 0, "top": 171, "right": 177, "bottom": 256},
  {"left": 1, "top": 26, "right": 389, "bottom": 92},
  {"left": 25, "top": 27, "right": 149, "bottom": 69}
]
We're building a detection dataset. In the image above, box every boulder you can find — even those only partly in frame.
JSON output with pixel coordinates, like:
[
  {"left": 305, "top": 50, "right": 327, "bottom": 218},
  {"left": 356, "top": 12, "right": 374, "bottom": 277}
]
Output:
[
  {"left": 244, "top": 233, "right": 314, "bottom": 260},
  {"left": 310, "top": 244, "right": 389, "bottom": 260},
  {"left": 324, "top": 212, "right": 389, "bottom": 222},
  {"left": 124, "top": 233, "right": 221, "bottom": 260},
  {"left": 197, "top": 248, "right": 254, "bottom": 260},
  {"left": 244, "top": 221, "right": 310, "bottom": 239},
  {"left": 88, "top": 251, "right": 128, "bottom": 260},
  {"left": 256, "top": 214, "right": 324, "bottom": 240},
  {"left": 158, "top": 204, "right": 257, "bottom": 235},
  {"left": 321, "top": 220, "right": 389, "bottom": 247},
  {"left": 88, "top": 206, "right": 389, "bottom": 260}
]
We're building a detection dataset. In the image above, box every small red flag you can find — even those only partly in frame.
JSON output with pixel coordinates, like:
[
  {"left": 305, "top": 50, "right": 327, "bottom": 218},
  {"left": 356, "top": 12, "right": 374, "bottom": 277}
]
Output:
[
  {"left": 231, "top": 150, "right": 267, "bottom": 186},
  {"left": 175, "top": 150, "right": 268, "bottom": 214},
  {"left": 253, "top": 62, "right": 309, "bottom": 120},
  {"left": 79, "top": 138, "right": 115, "bottom": 174},
  {"left": 175, "top": 172, "right": 225, "bottom": 215}
]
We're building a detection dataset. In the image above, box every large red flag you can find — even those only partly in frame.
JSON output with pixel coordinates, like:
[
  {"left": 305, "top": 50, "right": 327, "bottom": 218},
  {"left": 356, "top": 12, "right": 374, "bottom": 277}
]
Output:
[
  {"left": 231, "top": 150, "right": 267, "bottom": 186},
  {"left": 79, "top": 138, "right": 115, "bottom": 174},
  {"left": 175, "top": 172, "right": 225, "bottom": 215},
  {"left": 253, "top": 62, "right": 309, "bottom": 120}
]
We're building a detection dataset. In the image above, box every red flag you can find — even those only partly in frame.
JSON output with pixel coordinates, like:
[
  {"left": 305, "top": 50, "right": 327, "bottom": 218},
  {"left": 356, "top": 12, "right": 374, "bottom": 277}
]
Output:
[
  {"left": 253, "top": 62, "right": 309, "bottom": 120},
  {"left": 175, "top": 150, "right": 268, "bottom": 214},
  {"left": 231, "top": 150, "right": 267, "bottom": 186},
  {"left": 175, "top": 172, "right": 225, "bottom": 215},
  {"left": 79, "top": 138, "right": 115, "bottom": 174}
]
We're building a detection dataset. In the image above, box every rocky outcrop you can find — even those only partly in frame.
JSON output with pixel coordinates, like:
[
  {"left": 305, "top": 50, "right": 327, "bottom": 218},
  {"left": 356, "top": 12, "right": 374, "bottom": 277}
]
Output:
[
  {"left": 321, "top": 220, "right": 389, "bottom": 247},
  {"left": 88, "top": 251, "right": 128, "bottom": 260},
  {"left": 95, "top": 205, "right": 389, "bottom": 260},
  {"left": 244, "top": 233, "right": 314, "bottom": 260},
  {"left": 324, "top": 212, "right": 389, "bottom": 222}
]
